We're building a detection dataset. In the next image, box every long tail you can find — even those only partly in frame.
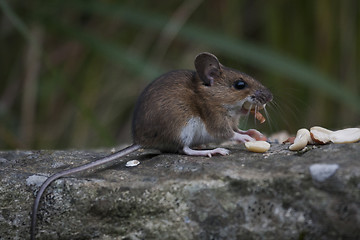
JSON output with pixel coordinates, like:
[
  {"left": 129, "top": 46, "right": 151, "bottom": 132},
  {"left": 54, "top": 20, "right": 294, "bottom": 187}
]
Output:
[{"left": 30, "top": 144, "right": 141, "bottom": 240}]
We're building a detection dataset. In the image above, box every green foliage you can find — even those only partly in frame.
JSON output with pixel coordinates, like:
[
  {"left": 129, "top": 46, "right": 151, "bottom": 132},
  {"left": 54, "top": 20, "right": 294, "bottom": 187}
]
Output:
[{"left": 1, "top": 0, "right": 359, "bottom": 149}]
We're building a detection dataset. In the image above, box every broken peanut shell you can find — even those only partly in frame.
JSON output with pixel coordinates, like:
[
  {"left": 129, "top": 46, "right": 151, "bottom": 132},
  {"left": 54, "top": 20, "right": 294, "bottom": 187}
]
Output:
[
  {"left": 310, "top": 126, "right": 333, "bottom": 144},
  {"left": 310, "top": 126, "right": 360, "bottom": 144}
]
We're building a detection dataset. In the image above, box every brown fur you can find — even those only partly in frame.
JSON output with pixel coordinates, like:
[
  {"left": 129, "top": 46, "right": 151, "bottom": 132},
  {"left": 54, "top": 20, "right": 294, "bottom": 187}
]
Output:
[{"left": 132, "top": 54, "right": 272, "bottom": 152}]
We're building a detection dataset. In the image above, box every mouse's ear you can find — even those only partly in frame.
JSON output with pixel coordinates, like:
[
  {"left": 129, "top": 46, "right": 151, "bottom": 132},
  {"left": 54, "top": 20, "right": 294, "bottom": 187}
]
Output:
[{"left": 194, "top": 52, "right": 222, "bottom": 86}]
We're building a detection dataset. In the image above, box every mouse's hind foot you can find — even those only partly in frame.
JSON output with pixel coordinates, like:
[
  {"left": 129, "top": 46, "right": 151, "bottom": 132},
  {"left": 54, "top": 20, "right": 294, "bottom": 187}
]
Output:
[{"left": 182, "top": 146, "right": 229, "bottom": 157}]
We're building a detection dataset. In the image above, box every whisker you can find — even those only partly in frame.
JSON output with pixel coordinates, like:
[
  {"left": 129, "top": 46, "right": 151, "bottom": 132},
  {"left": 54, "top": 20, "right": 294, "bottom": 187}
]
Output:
[
  {"left": 268, "top": 101, "right": 285, "bottom": 129},
  {"left": 239, "top": 104, "right": 252, "bottom": 129},
  {"left": 239, "top": 104, "right": 253, "bottom": 129},
  {"left": 263, "top": 106, "right": 274, "bottom": 132},
  {"left": 269, "top": 98, "right": 300, "bottom": 133},
  {"left": 252, "top": 104, "right": 258, "bottom": 128}
]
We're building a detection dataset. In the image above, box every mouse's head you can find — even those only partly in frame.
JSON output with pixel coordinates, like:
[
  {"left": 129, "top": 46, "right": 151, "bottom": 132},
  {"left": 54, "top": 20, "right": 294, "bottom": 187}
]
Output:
[{"left": 194, "top": 52, "right": 273, "bottom": 115}]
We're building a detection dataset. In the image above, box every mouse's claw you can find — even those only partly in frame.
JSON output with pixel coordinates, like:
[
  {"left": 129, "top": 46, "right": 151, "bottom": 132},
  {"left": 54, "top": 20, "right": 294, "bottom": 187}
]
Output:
[{"left": 213, "top": 147, "right": 230, "bottom": 156}]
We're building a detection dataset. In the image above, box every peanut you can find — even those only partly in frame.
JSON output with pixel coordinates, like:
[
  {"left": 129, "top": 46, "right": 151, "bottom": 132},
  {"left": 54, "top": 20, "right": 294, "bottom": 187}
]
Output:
[
  {"left": 248, "top": 109, "right": 266, "bottom": 124},
  {"left": 289, "top": 128, "right": 312, "bottom": 151},
  {"left": 330, "top": 128, "right": 360, "bottom": 143},
  {"left": 245, "top": 141, "right": 271, "bottom": 153}
]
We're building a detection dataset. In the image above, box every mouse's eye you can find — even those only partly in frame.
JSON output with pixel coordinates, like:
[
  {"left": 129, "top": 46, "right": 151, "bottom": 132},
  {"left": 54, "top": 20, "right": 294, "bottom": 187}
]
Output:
[{"left": 233, "top": 79, "right": 247, "bottom": 90}]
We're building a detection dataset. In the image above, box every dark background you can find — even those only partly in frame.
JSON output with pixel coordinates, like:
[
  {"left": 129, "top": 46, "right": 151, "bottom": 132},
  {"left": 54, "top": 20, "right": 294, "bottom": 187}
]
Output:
[{"left": 1, "top": 0, "right": 359, "bottom": 150}]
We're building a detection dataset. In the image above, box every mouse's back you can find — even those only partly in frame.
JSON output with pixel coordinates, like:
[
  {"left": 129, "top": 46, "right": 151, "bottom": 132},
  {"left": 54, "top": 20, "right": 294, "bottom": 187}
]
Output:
[{"left": 132, "top": 70, "right": 198, "bottom": 151}]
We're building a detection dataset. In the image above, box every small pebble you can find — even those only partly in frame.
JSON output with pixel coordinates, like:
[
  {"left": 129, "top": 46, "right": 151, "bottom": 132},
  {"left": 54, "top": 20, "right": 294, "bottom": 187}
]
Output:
[
  {"left": 309, "top": 164, "right": 339, "bottom": 182},
  {"left": 126, "top": 160, "right": 140, "bottom": 167},
  {"left": 26, "top": 175, "right": 48, "bottom": 187}
]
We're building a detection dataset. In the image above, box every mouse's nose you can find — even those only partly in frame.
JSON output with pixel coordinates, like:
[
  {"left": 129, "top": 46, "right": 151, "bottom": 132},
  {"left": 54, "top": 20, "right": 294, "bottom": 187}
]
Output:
[{"left": 254, "top": 88, "right": 273, "bottom": 104}]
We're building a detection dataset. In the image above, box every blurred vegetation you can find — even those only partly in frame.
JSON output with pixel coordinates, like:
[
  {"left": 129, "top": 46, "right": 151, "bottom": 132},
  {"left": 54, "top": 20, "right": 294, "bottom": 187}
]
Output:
[{"left": 0, "top": 0, "right": 359, "bottom": 150}]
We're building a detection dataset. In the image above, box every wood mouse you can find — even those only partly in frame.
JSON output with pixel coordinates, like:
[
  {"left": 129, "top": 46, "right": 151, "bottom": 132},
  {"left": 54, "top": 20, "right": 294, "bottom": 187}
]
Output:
[{"left": 30, "top": 52, "right": 272, "bottom": 239}]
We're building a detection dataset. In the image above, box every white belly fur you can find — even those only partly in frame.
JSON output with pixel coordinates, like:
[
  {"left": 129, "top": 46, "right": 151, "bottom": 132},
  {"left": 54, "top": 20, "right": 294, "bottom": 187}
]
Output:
[{"left": 180, "top": 117, "right": 216, "bottom": 146}]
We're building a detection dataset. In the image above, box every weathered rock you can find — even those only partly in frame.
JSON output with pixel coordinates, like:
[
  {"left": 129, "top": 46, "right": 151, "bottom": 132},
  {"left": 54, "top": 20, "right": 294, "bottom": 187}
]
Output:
[{"left": 0, "top": 143, "right": 359, "bottom": 240}]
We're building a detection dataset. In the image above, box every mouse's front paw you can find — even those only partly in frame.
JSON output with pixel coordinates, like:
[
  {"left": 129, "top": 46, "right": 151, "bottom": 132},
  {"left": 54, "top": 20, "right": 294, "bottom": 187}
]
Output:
[
  {"left": 232, "top": 132, "right": 255, "bottom": 143},
  {"left": 239, "top": 129, "right": 267, "bottom": 141}
]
